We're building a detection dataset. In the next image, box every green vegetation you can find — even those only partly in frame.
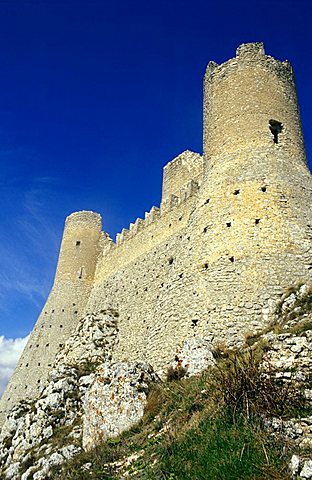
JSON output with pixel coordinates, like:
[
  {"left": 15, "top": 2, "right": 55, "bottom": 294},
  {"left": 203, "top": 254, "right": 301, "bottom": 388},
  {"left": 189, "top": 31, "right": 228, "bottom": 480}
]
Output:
[{"left": 50, "top": 344, "right": 311, "bottom": 480}]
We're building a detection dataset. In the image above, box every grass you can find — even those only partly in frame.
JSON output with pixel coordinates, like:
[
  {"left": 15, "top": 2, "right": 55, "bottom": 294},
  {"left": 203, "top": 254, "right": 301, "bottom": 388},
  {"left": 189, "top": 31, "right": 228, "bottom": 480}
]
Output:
[{"left": 155, "top": 410, "right": 288, "bottom": 480}]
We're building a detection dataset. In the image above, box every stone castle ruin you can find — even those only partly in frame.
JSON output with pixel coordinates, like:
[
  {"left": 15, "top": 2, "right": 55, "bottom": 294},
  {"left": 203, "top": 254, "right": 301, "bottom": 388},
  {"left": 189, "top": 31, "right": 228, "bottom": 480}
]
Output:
[{"left": 1, "top": 42, "right": 311, "bottom": 427}]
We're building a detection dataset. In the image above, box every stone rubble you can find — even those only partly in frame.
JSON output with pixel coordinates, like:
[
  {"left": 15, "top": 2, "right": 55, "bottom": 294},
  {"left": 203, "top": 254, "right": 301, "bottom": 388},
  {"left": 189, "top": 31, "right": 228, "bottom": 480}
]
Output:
[{"left": 257, "top": 286, "right": 312, "bottom": 479}]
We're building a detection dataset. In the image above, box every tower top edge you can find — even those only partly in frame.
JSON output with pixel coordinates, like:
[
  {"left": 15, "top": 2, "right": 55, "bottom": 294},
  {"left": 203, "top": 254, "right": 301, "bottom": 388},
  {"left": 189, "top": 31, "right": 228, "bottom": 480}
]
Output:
[
  {"left": 205, "top": 42, "right": 292, "bottom": 81},
  {"left": 65, "top": 210, "right": 102, "bottom": 228}
]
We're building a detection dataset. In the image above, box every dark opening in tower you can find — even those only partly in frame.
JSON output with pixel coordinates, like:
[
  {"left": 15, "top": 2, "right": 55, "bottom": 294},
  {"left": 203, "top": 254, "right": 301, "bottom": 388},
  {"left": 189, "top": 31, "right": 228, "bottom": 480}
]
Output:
[{"left": 269, "top": 119, "right": 283, "bottom": 144}]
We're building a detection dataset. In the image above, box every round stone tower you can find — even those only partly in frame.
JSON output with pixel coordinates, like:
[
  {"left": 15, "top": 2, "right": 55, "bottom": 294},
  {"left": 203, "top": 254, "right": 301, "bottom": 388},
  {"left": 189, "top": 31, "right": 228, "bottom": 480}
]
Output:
[
  {"left": 0, "top": 211, "right": 102, "bottom": 426},
  {"left": 190, "top": 42, "right": 312, "bottom": 345},
  {"left": 55, "top": 210, "right": 102, "bottom": 284},
  {"left": 203, "top": 42, "right": 306, "bottom": 170}
]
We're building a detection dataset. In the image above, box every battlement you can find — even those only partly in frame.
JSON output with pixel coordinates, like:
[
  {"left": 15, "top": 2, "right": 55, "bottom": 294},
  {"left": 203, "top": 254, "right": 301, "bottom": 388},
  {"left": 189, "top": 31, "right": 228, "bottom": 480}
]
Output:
[
  {"left": 205, "top": 42, "right": 293, "bottom": 84},
  {"left": 114, "top": 178, "right": 199, "bottom": 247}
]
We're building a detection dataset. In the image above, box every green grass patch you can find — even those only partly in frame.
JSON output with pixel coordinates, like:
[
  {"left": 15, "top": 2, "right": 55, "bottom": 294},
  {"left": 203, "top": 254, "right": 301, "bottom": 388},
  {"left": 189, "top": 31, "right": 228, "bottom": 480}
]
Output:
[{"left": 154, "top": 410, "right": 289, "bottom": 480}]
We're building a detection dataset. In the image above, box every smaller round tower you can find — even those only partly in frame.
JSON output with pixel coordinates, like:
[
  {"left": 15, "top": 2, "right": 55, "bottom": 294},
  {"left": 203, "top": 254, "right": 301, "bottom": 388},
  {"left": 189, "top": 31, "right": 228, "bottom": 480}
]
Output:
[
  {"left": 0, "top": 211, "right": 102, "bottom": 426},
  {"left": 54, "top": 210, "right": 102, "bottom": 284}
]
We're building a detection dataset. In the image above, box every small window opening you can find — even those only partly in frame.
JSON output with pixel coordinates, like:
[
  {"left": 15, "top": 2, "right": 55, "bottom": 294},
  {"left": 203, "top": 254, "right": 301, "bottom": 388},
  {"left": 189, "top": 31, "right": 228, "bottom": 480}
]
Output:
[
  {"left": 229, "top": 256, "right": 235, "bottom": 263},
  {"left": 52, "top": 309, "right": 54, "bottom": 313},
  {"left": 179, "top": 216, "right": 182, "bottom": 221},
  {"left": 204, "top": 198, "right": 210, "bottom": 204},
  {"left": 59, "top": 343, "right": 63, "bottom": 347},
  {"left": 74, "top": 310, "right": 78, "bottom": 314},
  {"left": 60, "top": 324, "right": 63, "bottom": 328},
  {"left": 226, "top": 222, "right": 231, "bottom": 228},
  {"left": 38, "top": 362, "right": 41, "bottom": 366},
  {"left": 46, "top": 343, "right": 49, "bottom": 347},
  {"left": 179, "top": 273, "right": 183, "bottom": 278},
  {"left": 255, "top": 219, "right": 260, "bottom": 225},
  {"left": 269, "top": 119, "right": 283, "bottom": 144},
  {"left": 37, "top": 379, "right": 40, "bottom": 383},
  {"left": 261, "top": 186, "right": 267, "bottom": 192},
  {"left": 26, "top": 363, "right": 29, "bottom": 367},
  {"left": 168, "top": 257, "right": 174, "bottom": 265},
  {"left": 234, "top": 190, "right": 240, "bottom": 195},
  {"left": 169, "top": 223, "right": 172, "bottom": 228},
  {"left": 191, "top": 319, "right": 199, "bottom": 327},
  {"left": 204, "top": 263, "right": 209, "bottom": 270},
  {"left": 203, "top": 226, "right": 208, "bottom": 233},
  {"left": 76, "top": 240, "right": 81, "bottom": 246}
]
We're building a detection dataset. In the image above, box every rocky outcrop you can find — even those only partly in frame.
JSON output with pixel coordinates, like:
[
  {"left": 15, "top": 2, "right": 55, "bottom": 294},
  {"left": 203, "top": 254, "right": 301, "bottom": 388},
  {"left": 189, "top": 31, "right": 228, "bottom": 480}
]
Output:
[
  {"left": 0, "top": 309, "right": 119, "bottom": 480},
  {"left": 170, "top": 337, "right": 215, "bottom": 376},
  {"left": 83, "top": 361, "right": 160, "bottom": 451}
]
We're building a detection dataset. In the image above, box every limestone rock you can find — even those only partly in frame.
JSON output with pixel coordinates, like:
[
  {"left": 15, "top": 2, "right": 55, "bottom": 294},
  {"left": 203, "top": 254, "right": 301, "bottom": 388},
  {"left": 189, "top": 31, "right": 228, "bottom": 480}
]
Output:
[
  {"left": 301, "top": 460, "right": 312, "bottom": 479},
  {"left": 171, "top": 337, "right": 215, "bottom": 376},
  {"left": 82, "top": 361, "right": 160, "bottom": 450},
  {"left": 0, "top": 309, "right": 118, "bottom": 480}
]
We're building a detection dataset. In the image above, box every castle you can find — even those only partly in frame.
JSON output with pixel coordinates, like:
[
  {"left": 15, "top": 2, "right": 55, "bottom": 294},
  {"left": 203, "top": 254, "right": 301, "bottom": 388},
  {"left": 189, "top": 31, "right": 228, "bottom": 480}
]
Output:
[{"left": 1, "top": 42, "right": 312, "bottom": 427}]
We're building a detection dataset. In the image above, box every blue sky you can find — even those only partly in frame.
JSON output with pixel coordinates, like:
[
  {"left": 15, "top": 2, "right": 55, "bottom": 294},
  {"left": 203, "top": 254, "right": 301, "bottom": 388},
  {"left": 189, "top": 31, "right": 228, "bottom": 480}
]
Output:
[{"left": 0, "top": 0, "right": 311, "bottom": 349}]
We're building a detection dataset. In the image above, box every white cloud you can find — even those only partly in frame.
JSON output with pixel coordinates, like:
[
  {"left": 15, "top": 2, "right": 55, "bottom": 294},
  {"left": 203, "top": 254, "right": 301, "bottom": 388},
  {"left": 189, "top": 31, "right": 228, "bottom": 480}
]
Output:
[{"left": 0, "top": 335, "right": 29, "bottom": 398}]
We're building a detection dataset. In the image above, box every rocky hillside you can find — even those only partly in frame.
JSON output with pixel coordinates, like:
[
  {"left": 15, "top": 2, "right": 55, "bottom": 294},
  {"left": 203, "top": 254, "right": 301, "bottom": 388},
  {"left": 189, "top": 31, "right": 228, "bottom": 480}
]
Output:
[{"left": 0, "top": 286, "right": 312, "bottom": 479}]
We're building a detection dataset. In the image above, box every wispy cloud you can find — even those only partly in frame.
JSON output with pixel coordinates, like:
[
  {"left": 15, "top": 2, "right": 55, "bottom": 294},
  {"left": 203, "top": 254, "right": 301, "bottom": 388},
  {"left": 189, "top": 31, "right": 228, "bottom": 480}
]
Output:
[
  {"left": 0, "top": 335, "right": 29, "bottom": 398},
  {"left": 0, "top": 175, "right": 63, "bottom": 331}
]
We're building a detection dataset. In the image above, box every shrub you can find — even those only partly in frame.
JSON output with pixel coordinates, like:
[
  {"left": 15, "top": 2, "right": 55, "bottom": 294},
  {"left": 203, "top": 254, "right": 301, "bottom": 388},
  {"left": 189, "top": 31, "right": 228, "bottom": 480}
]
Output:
[{"left": 166, "top": 366, "right": 187, "bottom": 382}]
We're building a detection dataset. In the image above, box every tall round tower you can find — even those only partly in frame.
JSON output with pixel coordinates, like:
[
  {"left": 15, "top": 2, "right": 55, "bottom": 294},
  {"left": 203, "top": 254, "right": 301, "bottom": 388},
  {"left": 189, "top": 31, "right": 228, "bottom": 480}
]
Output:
[
  {"left": 203, "top": 42, "right": 306, "bottom": 171},
  {"left": 0, "top": 211, "right": 102, "bottom": 426},
  {"left": 190, "top": 42, "right": 312, "bottom": 345}
]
